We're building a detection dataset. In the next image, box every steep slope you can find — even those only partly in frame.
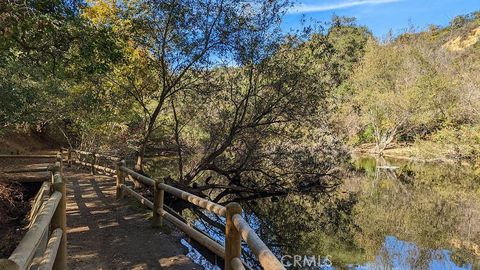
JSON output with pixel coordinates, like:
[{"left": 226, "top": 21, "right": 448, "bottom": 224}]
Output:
[{"left": 443, "top": 26, "right": 480, "bottom": 51}]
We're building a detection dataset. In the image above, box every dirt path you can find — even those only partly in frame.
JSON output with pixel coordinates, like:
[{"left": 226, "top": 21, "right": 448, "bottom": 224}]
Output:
[{"left": 64, "top": 168, "right": 201, "bottom": 270}]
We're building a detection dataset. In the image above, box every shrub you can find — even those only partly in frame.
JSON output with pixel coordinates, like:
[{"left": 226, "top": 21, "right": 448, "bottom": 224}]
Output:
[{"left": 414, "top": 125, "right": 480, "bottom": 162}]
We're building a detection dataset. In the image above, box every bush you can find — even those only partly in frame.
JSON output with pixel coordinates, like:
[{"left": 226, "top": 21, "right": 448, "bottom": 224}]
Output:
[
  {"left": 351, "top": 125, "right": 375, "bottom": 145},
  {"left": 414, "top": 126, "right": 480, "bottom": 162},
  {"left": 0, "top": 182, "right": 29, "bottom": 257}
]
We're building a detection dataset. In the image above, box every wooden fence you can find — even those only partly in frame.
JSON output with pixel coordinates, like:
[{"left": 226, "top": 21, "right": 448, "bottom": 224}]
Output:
[
  {"left": 66, "top": 149, "right": 285, "bottom": 270},
  {"left": 0, "top": 154, "right": 67, "bottom": 270}
]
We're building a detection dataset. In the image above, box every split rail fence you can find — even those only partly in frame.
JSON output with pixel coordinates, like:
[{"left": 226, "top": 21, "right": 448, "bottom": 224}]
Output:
[
  {"left": 67, "top": 148, "right": 286, "bottom": 270},
  {"left": 0, "top": 154, "right": 67, "bottom": 270}
]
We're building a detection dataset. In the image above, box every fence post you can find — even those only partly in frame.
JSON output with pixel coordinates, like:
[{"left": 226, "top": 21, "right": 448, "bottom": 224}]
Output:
[
  {"left": 56, "top": 152, "right": 63, "bottom": 177},
  {"left": 116, "top": 160, "right": 125, "bottom": 199},
  {"left": 81, "top": 152, "right": 86, "bottom": 169},
  {"left": 152, "top": 179, "right": 165, "bottom": 227},
  {"left": 75, "top": 150, "right": 78, "bottom": 165},
  {"left": 51, "top": 170, "right": 67, "bottom": 270},
  {"left": 67, "top": 148, "right": 72, "bottom": 167},
  {"left": 225, "top": 203, "right": 243, "bottom": 270},
  {"left": 91, "top": 152, "right": 96, "bottom": 175},
  {"left": 71, "top": 150, "right": 76, "bottom": 166},
  {"left": 0, "top": 259, "right": 19, "bottom": 270}
]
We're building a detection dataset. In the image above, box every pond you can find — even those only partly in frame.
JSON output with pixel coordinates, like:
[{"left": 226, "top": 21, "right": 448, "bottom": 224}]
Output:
[{"left": 145, "top": 155, "right": 480, "bottom": 269}]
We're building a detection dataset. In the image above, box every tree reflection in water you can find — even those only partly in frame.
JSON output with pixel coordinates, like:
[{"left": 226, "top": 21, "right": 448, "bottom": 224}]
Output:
[
  {"left": 247, "top": 156, "right": 479, "bottom": 269},
  {"left": 148, "top": 156, "right": 480, "bottom": 269}
]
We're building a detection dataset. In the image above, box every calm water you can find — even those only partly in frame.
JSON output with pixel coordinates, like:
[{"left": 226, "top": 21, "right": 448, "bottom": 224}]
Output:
[{"left": 146, "top": 156, "right": 480, "bottom": 269}]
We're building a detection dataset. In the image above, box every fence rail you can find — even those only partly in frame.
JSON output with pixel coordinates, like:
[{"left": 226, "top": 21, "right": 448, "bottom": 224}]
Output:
[
  {"left": 64, "top": 148, "right": 286, "bottom": 270},
  {"left": 0, "top": 153, "right": 67, "bottom": 270},
  {"left": 0, "top": 155, "right": 57, "bottom": 159},
  {"left": 66, "top": 149, "right": 117, "bottom": 175}
]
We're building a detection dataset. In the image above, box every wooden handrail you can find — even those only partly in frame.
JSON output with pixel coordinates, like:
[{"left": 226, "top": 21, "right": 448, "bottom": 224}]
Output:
[
  {"left": 119, "top": 184, "right": 226, "bottom": 258},
  {"left": 120, "top": 165, "right": 227, "bottom": 216},
  {"left": 161, "top": 210, "right": 226, "bottom": 258},
  {"left": 120, "top": 184, "right": 153, "bottom": 208},
  {"left": 232, "top": 214, "right": 285, "bottom": 270},
  {"left": 0, "top": 155, "right": 56, "bottom": 159},
  {"left": 8, "top": 192, "right": 62, "bottom": 270},
  {"left": 232, "top": 257, "right": 246, "bottom": 270},
  {"left": 69, "top": 149, "right": 285, "bottom": 270},
  {"left": 68, "top": 149, "right": 117, "bottom": 175},
  {"left": 3, "top": 166, "right": 53, "bottom": 173},
  {"left": 94, "top": 153, "right": 120, "bottom": 162},
  {"left": 37, "top": 228, "right": 63, "bottom": 270},
  {"left": 158, "top": 183, "right": 227, "bottom": 217},
  {"left": 119, "top": 166, "right": 156, "bottom": 186},
  {"left": 0, "top": 152, "right": 67, "bottom": 270},
  {"left": 120, "top": 166, "right": 282, "bottom": 269},
  {"left": 28, "top": 181, "right": 51, "bottom": 227},
  {"left": 70, "top": 149, "right": 119, "bottom": 162}
]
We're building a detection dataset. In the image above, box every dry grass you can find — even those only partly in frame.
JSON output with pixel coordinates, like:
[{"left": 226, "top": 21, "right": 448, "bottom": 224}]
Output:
[
  {"left": 0, "top": 182, "right": 29, "bottom": 257},
  {"left": 444, "top": 26, "right": 480, "bottom": 51},
  {"left": 0, "top": 130, "right": 54, "bottom": 257}
]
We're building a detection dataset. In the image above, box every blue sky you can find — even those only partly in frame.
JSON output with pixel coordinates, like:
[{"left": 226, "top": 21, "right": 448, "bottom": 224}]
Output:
[{"left": 282, "top": 0, "right": 480, "bottom": 37}]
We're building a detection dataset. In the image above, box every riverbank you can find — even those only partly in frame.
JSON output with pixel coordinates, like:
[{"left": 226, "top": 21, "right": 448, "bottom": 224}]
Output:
[{"left": 353, "top": 143, "right": 479, "bottom": 166}]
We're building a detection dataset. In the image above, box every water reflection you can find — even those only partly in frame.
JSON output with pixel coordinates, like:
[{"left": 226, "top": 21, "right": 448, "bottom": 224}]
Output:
[
  {"left": 355, "top": 236, "right": 473, "bottom": 270},
  {"left": 147, "top": 155, "right": 480, "bottom": 269},
  {"left": 347, "top": 155, "right": 480, "bottom": 269}
]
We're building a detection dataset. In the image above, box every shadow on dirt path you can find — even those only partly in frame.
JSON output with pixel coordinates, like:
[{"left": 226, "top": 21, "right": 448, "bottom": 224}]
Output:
[{"left": 65, "top": 168, "right": 202, "bottom": 270}]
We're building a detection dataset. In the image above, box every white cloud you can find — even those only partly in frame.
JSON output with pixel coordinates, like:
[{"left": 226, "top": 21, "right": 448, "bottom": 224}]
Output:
[{"left": 288, "top": 0, "right": 402, "bottom": 14}]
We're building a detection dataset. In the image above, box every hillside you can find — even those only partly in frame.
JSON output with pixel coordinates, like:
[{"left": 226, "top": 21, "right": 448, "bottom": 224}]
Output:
[
  {"left": 0, "top": 131, "right": 60, "bottom": 155},
  {"left": 421, "top": 12, "right": 480, "bottom": 51},
  {"left": 338, "top": 12, "right": 480, "bottom": 163},
  {"left": 443, "top": 26, "right": 480, "bottom": 51}
]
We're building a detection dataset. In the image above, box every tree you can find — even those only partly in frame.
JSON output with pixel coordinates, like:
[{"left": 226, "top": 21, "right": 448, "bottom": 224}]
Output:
[
  {"left": 327, "top": 16, "right": 371, "bottom": 85},
  {"left": 83, "top": 0, "right": 291, "bottom": 172},
  {"left": 350, "top": 38, "right": 456, "bottom": 153},
  {"left": 324, "top": 17, "right": 372, "bottom": 146},
  {"left": 0, "top": 0, "right": 119, "bottom": 138},
  {"left": 164, "top": 29, "right": 348, "bottom": 203}
]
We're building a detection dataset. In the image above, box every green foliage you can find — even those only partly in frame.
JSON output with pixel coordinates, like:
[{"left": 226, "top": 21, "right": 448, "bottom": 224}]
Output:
[
  {"left": 450, "top": 15, "right": 469, "bottom": 29},
  {"left": 355, "top": 125, "right": 375, "bottom": 145},
  {"left": 246, "top": 156, "right": 480, "bottom": 267},
  {"left": 2, "top": 3, "right": 480, "bottom": 266},
  {"left": 334, "top": 15, "right": 480, "bottom": 156},
  {"left": 327, "top": 16, "right": 371, "bottom": 85},
  {"left": 353, "top": 160, "right": 480, "bottom": 264},
  {"left": 414, "top": 126, "right": 480, "bottom": 162},
  {"left": 0, "top": 0, "right": 121, "bottom": 134}
]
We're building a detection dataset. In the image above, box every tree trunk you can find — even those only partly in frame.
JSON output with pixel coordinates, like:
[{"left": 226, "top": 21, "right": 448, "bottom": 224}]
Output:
[
  {"left": 376, "top": 134, "right": 396, "bottom": 154},
  {"left": 135, "top": 93, "right": 166, "bottom": 174},
  {"left": 135, "top": 143, "right": 146, "bottom": 173},
  {"left": 132, "top": 143, "right": 146, "bottom": 188}
]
